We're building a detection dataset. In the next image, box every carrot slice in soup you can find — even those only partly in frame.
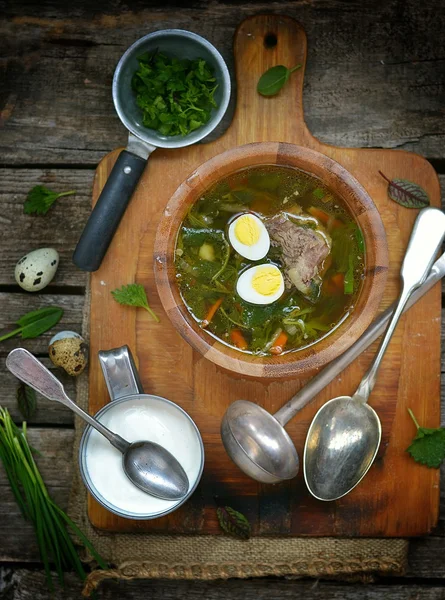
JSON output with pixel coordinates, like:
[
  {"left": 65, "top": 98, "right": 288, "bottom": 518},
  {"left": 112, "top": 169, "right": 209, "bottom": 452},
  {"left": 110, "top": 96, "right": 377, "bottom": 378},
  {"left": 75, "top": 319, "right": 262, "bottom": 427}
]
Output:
[
  {"left": 202, "top": 298, "right": 223, "bottom": 328},
  {"left": 270, "top": 331, "right": 288, "bottom": 355},
  {"left": 230, "top": 329, "right": 248, "bottom": 350}
]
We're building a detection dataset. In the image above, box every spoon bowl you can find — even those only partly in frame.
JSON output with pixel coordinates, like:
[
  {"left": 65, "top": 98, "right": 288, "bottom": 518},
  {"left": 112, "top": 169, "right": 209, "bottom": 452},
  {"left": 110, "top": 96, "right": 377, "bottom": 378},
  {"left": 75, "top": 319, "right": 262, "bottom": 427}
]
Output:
[
  {"left": 221, "top": 400, "right": 299, "bottom": 484},
  {"left": 123, "top": 440, "right": 189, "bottom": 499},
  {"left": 303, "top": 397, "right": 381, "bottom": 501}
]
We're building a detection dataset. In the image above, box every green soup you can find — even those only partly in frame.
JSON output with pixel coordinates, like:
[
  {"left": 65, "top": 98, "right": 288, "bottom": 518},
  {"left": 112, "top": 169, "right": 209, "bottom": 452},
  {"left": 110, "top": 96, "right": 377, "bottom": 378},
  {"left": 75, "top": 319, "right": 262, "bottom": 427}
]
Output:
[{"left": 175, "top": 165, "right": 365, "bottom": 356}]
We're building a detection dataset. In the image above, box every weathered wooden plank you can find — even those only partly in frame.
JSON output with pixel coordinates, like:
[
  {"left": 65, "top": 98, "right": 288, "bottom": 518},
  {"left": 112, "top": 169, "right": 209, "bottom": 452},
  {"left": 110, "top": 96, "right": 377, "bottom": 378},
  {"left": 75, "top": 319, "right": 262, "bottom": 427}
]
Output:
[
  {"left": 0, "top": 169, "right": 92, "bottom": 287},
  {"left": 1, "top": 0, "right": 444, "bottom": 164},
  {"left": 408, "top": 536, "right": 445, "bottom": 579},
  {"left": 0, "top": 293, "right": 84, "bottom": 356},
  {"left": 0, "top": 428, "right": 74, "bottom": 562},
  {"left": 3, "top": 570, "right": 445, "bottom": 600},
  {"left": 1, "top": 356, "right": 74, "bottom": 425}
]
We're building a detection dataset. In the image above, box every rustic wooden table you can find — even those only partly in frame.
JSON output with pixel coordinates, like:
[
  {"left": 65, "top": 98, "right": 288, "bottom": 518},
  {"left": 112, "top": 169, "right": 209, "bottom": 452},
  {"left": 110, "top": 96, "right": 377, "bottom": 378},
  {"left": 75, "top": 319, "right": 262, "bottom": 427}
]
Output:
[{"left": 1, "top": 1, "right": 444, "bottom": 598}]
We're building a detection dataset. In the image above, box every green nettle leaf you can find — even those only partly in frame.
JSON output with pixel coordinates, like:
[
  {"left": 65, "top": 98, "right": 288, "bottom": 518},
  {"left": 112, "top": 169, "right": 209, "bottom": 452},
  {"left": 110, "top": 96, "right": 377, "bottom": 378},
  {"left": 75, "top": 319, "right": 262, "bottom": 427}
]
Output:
[
  {"left": 379, "top": 171, "right": 429, "bottom": 209},
  {"left": 16, "top": 383, "right": 37, "bottom": 420},
  {"left": 216, "top": 506, "right": 251, "bottom": 540},
  {"left": 111, "top": 283, "right": 159, "bottom": 322},
  {"left": 406, "top": 408, "right": 445, "bottom": 468},
  {"left": 257, "top": 64, "right": 301, "bottom": 97}
]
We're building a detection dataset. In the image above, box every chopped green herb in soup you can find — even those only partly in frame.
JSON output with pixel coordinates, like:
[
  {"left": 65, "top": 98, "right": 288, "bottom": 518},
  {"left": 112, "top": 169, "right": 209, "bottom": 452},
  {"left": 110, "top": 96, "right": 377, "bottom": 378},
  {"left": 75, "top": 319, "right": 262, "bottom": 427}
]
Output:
[{"left": 175, "top": 166, "right": 365, "bottom": 356}]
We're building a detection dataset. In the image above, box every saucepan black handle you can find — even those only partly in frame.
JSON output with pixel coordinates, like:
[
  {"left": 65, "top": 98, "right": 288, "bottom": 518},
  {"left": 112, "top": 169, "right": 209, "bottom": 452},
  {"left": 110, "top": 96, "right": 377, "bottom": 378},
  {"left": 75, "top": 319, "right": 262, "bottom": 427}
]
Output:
[{"left": 73, "top": 150, "right": 147, "bottom": 272}]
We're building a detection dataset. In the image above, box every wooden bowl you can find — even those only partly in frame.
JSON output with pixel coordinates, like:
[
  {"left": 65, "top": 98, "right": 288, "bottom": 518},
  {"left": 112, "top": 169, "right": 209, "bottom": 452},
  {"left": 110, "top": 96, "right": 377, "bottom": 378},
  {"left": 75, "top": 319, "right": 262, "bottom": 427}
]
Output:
[{"left": 154, "top": 142, "right": 388, "bottom": 379}]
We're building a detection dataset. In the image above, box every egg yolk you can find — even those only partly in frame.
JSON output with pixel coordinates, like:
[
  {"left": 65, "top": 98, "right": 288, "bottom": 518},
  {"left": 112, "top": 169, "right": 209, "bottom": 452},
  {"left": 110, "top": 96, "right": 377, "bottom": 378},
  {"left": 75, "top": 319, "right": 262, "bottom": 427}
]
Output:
[
  {"left": 251, "top": 266, "right": 282, "bottom": 296},
  {"left": 234, "top": 215, "right": 261, "bottom": 246}
]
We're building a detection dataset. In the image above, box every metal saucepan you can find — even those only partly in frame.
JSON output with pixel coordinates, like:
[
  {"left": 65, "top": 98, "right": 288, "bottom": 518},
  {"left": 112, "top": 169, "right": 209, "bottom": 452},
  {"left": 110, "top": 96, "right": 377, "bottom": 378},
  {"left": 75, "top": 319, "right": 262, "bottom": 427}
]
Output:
[{"left": 73, "top": 29, "right": 231, "bottom": 272}]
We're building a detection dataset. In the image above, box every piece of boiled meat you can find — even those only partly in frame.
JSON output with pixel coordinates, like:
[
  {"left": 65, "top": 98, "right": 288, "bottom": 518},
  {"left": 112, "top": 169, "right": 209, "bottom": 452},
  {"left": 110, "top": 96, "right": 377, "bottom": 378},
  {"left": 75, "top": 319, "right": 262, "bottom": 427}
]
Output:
[{"left": 266, "top": 213, "right": 331, "bottom": 299}]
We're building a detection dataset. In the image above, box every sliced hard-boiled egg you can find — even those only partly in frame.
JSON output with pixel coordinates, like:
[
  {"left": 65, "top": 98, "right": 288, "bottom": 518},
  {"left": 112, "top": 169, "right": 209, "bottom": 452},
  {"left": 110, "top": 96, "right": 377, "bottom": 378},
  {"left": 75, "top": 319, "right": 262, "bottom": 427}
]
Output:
[
  {"left": 228, "top": 213, "right": 270, "bottom": 261},
  {"left": 236, "top": 264, "right": 285, "bottom": 305}
]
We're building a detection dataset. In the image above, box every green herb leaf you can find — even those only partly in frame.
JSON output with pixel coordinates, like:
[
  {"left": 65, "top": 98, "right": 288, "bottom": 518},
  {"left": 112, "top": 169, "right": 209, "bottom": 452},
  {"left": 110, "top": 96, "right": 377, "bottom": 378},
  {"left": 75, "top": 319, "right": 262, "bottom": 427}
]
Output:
[
  {"left": 0, "top": 306, "right": 63, "bottom": 343},
  {"left": 248, "top": 172, "right": 281, "bottom": 191},
  {"left": 24, "top": 186, "right": 76, "bottom": 216},
  {"left": 16, "top": 382, "right": 37, "bottom": 420},
  {"left": 344, "top": 255, "right": 354, "bottom": 295},
  {"left": 355, "top": 225, "right": 365, "bottom": 254},
  {"left": 379, "top": 171, "right": 429, "bottom": 209},
  {"left": 111, "top": 283, "right": 159, "bottom": 322},
  {"left": 406, "top": 408, "right": 445, "bottom": 468},
  {"left": 181, "top": 228, "right": 226, "bottom": 247},
  {"left": 257, "top": 64, "right": 301, "bottom": 97},
  {"left": 312, "top": 187, "right": 326, "bottom": 200},
  {"left": 132, "top": 51, "right": 218, "bottom": 137},
  {"left": 217, "top": 506, "right": 251, "bottom": 540}
]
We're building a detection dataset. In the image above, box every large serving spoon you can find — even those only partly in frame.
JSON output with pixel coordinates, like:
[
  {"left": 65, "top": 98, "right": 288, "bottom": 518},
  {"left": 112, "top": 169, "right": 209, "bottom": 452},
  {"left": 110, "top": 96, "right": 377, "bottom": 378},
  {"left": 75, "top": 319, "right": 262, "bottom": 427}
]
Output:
[
  {"left": 221, "top": 207, "right": 445, "bottom": 485},
  {"left": 304, "top": 206, "right": 445, "bottom": 500},
  {"left": 6, "top": 348, "right": 189, "bottom": 501}
]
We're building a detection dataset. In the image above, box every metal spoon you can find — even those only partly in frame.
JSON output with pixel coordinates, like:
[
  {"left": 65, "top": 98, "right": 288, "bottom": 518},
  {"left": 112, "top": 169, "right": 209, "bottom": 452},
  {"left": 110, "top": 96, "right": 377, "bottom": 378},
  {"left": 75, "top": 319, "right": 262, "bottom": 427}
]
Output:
[
  {"left": 221, "top": 207, "right": 445, "bottom": 485},
  {"left": 6, "top": 348, "right": 189, "bottom": 501},
  {"left": 304, "top": 206, "right": 445, "bottom": 500}
]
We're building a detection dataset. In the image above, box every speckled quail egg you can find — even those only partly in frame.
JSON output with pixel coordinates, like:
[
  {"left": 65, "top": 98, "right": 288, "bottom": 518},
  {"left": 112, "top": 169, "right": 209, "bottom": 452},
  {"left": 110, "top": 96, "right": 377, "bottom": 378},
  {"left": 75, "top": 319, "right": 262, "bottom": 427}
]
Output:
[
  {"left": 49, "top": 331, "right": 88, "bottom": 376},
  {"left": 236, "top": 264, "right": 285, "bottom": 305},
  {"left": 228, "top": 213, "right": 270, "bottom": 261},
  {"left": 15, "top": 248, "right": 59, "bottom": 292}
]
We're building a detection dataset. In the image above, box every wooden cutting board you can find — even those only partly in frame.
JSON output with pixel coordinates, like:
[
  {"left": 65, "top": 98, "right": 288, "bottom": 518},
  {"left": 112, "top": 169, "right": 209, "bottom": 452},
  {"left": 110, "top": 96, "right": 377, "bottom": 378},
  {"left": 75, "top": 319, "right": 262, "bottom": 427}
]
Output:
[{"left": 88, "top": 14, "right": 441, "bottom": 536}]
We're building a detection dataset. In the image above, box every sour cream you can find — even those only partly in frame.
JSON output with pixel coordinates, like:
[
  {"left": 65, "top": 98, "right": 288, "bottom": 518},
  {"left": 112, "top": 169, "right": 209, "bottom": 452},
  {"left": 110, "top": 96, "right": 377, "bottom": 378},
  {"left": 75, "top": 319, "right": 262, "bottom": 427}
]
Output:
[{"left": 83, "top": 396, "right": 203, "bottom": 518}]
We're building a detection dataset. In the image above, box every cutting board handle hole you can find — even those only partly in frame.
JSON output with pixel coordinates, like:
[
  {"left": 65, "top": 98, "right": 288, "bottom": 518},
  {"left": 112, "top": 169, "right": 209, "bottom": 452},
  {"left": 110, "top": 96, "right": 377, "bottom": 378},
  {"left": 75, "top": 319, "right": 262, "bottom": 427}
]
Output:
[{"left": 264, "top": 32, "right": 277, "bottom": 48}]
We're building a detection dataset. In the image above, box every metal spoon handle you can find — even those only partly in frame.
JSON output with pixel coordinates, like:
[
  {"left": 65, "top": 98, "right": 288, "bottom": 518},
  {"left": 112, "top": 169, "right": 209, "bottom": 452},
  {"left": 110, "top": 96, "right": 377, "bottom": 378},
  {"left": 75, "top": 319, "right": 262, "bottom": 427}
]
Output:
[
  {"left": 352, "top": 290, "right": 409, "bottom": 402},
  {"left": 354, "top": 207, "right": 445, "bottom": 402},
  {"left": 274, "top": 209, "right": 445, "bottom": 426},
  {"left": 6, "top": 348, "right": 129, "bottom": 453}
]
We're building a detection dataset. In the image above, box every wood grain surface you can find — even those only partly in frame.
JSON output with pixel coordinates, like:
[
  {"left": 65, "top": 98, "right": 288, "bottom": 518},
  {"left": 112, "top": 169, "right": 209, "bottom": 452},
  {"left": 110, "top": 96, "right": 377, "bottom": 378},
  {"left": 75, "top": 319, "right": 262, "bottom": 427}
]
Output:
[
  {"left": 3, "top": 570, "right": 445, "bottom": 600},
  {"left": 2, "top": 1, "right": 445, "bottom": 595},
  {"left": 87, "top": 15, "right": 441, "bottom": 536},
  {"left": 1, "top": 1, "right": 444, "bottom": 165}
]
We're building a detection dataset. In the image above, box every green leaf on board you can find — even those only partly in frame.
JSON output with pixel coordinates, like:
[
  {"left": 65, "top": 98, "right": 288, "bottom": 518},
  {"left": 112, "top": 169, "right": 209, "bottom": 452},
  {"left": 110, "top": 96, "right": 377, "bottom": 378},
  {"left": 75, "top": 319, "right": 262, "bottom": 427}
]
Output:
[
  {"left": 257, "top": 64, "right": 301, "bottom": 97},
  {"left": 406, "top": 408, "right": 445, "bottom": 468},
  {"left": 111, "top": 283, "right": 159, "bottom": 322},
  {"left": 217, "top": 506, "right": 251, "bottom": 540}
]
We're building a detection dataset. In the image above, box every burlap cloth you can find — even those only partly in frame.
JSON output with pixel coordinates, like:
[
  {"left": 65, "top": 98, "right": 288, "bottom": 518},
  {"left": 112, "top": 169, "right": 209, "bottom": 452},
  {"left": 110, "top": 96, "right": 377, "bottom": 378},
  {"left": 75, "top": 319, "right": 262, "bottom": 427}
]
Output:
[{"left": 68, "top": 280, "right": 408, "bottom": 593}]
